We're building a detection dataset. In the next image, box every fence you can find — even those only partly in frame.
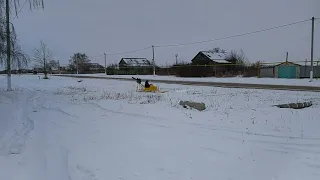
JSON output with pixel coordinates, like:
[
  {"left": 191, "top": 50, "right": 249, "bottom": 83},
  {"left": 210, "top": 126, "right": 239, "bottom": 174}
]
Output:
[
  {"left": 299, "top": 66, "right": 320, "bottom": 78},
  {"left": 37, "top": 60, "right": 320, "bottom": 79},
  {"left": 104, "top": 64, "right": 259, "bottom": 77},
  {"left": 258, "top": 61, "right": 320, "bottom": 78}
]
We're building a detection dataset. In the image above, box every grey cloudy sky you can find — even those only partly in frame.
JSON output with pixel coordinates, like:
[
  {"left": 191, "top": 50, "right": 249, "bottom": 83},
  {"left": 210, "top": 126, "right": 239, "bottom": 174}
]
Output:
[{"left": 12, "top": 0, "right": 320, "bottom": 67}]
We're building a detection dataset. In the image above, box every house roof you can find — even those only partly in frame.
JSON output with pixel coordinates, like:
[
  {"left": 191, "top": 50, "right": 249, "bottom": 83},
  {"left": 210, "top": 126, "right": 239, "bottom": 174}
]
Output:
[
  {"left": 274, "top": 61, "right": 301, "bottom": 66},
  {"left": 88, "top": 63, "right": 104, "bottom": 69},
  {"left": 88, "top": 63, "right": 103, "bottom": 66},
  {"left": 294, "top": 61, "right": 319, "bottom": 66},
  {"left": 200, "top": 51, "right": 230, "bottom": 64},
  {"left": 120, "top": 58, "right": 151, "bottom": 66}
]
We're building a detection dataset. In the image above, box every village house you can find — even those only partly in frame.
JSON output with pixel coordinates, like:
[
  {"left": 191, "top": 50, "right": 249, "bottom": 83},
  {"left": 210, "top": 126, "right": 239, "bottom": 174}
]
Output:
[
  {"left": 119, "top": 58, "right": 153, "bottom": 75},
  {"left": 190, "top": 51, "right": 232, "bottom": 76}
]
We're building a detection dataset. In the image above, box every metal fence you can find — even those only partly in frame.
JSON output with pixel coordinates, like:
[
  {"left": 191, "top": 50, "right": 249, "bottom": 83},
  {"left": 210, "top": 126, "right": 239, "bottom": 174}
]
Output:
[
  {"left": 299, "top": 66, "right": 320, "bottom": 78},
  {"left": 258, "top": 60, "right": 320, "bottom": 78}
]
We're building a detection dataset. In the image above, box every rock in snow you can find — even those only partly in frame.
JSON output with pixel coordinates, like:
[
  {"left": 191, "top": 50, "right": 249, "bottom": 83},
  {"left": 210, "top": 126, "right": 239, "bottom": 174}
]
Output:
[
  {"left": 179, "top": 100, "right": 206, "bottom": 111},
  {"left": 275, "top": 101, "right": 313, "bottom": 109}
]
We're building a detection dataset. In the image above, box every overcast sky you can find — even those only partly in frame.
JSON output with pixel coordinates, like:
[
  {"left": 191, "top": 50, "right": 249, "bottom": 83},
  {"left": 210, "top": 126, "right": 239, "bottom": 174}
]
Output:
[{"left": 10, "top": 0, "right": 320, "bottom": 67}]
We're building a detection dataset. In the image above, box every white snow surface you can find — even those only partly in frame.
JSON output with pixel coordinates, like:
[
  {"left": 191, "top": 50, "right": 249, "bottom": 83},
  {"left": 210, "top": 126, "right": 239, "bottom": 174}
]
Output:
[
  {"left": 1, "top": 74, "right": 320, "bottom": 180},
  {"left": 64, "top": 74, "right": 320, "bottom": 87}
]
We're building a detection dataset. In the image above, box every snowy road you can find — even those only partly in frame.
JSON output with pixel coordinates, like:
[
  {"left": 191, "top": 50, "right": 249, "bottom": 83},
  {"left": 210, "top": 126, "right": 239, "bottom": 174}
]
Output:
[
  {"left": 1, "top": 75, "right": 320, "bottom": 180},
  {"left": 56, "top": 74, "right": 320, "bottom": 92}
]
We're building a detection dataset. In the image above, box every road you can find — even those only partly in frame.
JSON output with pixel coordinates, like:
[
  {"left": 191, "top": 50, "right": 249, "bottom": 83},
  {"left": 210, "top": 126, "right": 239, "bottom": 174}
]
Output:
[{"left": 54, "top": 74, "right": 320, "bottom": 92}]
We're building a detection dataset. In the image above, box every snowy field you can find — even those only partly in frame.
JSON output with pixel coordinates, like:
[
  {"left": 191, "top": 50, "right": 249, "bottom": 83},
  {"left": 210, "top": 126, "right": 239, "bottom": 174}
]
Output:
[
  {"left": 1, "top": 74, "right": 320, "bottom": 180},
  {"left": 63, "top": 73, "right": 320, "bottom": 87}
]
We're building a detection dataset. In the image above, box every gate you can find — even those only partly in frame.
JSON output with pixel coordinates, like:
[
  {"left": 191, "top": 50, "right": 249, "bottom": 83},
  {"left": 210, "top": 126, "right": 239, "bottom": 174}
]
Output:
[{"left": 278, "top": 66, "right": 297, "bottom": 78}]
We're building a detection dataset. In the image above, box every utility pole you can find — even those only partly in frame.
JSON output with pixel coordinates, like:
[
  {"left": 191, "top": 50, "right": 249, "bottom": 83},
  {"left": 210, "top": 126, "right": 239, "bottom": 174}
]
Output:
[
  {"left": 104, "top": 53, "right": 107, "bottom": 75},
  {"left": 285, "top": 52, "right": 288, "bottom": 62},
  {"left": 6, "top": 0, "right": 12, "bottom": 91},
  {"left": 310, "top": 17, "right": 315, "bottom": 82},
  {"left": 305, "top": 59, "right": 307, "bottom": 66},
  {"left": 58, "top": 60, "right": 61, "bottom": 74},
  {"left": 316, "top": 61, "right": 319, "bottom": 79},
  {"left": 76, "top": 56, "right": 79, "bottom": 74},
  {"left": 152, "top": 45, "right": 155, "bottom": 76},
  {"left": 166, "top": 62, "right": 169, "bottom": 75},
  {"left": 305, "top": 58, "right": 307, "bottom": 77},
  {"left": 175, "top": 54, "right": 178, "bottom": 64},
  {"left": 43, "top": 56, "right": 46, "bottom": 77}
]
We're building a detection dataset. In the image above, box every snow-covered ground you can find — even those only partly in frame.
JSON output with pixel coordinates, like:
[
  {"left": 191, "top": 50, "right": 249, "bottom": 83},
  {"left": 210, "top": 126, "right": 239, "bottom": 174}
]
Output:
[
  {"left": 63, "top": 74, "right": 320, "bottom": 87},
  {"left": 1, "top": 74, "right": 320, "bottom": 180}
]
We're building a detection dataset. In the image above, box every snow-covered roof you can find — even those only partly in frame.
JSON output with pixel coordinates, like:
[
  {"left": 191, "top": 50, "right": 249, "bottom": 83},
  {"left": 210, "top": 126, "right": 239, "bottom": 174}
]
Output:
[
  {"left": 51, "top": 67, "right": 59, "bottom": 71},
  {"left": 88, "top": 63, "right": 103, "bottom": 67},
  {"left": 294, "top": 61, "right": 320, "bottom": 66},
  {"left": 120, "top": 58, "right": 151, "bottom": 66},
  {"left": 200, "top": 51, "right": 230, "bottom": 64}
]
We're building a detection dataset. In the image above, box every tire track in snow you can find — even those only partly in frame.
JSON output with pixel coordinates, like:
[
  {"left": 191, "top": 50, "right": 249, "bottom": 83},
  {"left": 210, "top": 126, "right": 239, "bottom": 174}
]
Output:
[
  {"left": 8, "top": 116, "right": 35, "bottom": 154},
  {"left": 41, "top": 106, "right": 79, "bottom": 123},
  {"left": 88, "top": 102, "right": 176, "bottom": 130},
  {"left": 276, "top": 145, "right": 320, "bottom": 154},
  {"left": 88, "top": 102, "right": 167, "bottom": 121},
  {"left": 200, "top": 146, "right": 228, "bottom": 155},
  {"left": 305, "top": 163, "right": 320, "bottom": 169},
  {"left": 183, "top": 120, "right": 320, "bottom": 159},
  {"left": 249, "top": 139, "right": 320, "bottom": 148},
  {"left": 3, "top": 80, "right": 73, "bottom": 179},
  {"left": 140, "top": 121, "right": 173, "bottom": 129},
  {"left": 0, "top": 90, "right": 36, "bottom": 155},
  {"left": 184, "top": 122, "right": 320, "bottom": 141},
  {"left": 75, "top": 165, "right": 98, "bottom": 180}
]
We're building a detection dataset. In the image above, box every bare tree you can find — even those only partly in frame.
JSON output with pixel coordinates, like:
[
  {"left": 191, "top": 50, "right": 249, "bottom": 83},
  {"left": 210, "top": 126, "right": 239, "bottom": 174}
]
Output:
[
  {"left": 11, "top": 42, "right": 30, "bottom": 71},
  {"left": 1, "top": 0, "right": 44, "bottom": 90},
  {"left": 33, "top": 40, "right": 52, "bottom": 78},
  {"left": 11, "top": 1, "right": 44, "bottom": 17},
  {"left": 69, "top": 53, "right": 91, "bottom": 73},
  {"left": 225, "top": 49, "right": 248, "bottom": 66},
  {"left": 0, "top": 15, "right": 30, "bottom": 70},
  {"left": 208, "top": 47, "right": 227, "bottom": 54},
  {"left": 48, "top": 59, "right": 59, "bottom": 69}
]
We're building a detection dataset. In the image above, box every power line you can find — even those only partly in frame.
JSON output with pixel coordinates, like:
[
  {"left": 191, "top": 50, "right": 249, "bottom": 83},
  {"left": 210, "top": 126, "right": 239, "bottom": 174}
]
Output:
[
  {"left": 89, "top": 54, "right": 104, "bottom": 59},
  {"left": 87, "top": 46, "right": 152, "bottom": 61},
  {"left": 105, "top": 46, "right": 151, "bottom": 56},
  {"left": 11, "top": 0, "right": 28, "bottom": 20},
  {"left": 155, "top": 18, "right": 311, "bottom": 48}
]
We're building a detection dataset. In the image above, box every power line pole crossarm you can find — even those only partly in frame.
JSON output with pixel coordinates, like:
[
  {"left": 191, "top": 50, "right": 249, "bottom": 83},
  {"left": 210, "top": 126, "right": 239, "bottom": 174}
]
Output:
[{"left": 310, "top": 17, "right": 315, "bottom": 82}]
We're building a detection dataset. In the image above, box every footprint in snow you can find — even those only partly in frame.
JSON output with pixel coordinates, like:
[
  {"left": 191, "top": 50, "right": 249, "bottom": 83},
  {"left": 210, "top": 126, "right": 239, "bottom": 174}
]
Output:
[{"left": 76, "top": 165, "right": 98, "bottom": 180}]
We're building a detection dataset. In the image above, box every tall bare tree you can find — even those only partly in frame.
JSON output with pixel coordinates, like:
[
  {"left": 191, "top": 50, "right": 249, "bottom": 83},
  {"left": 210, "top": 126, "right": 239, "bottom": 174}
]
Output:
[
  {"left": 33, "top": 40, "right": 52, "bottom": 78},
  {"left": 0, "top": 19, "right": 30, "bottom": 70},
  {"left": 225, "top": 49, "right": 248, "bottom": 66},
  {"left": 208, "top": 47, "right": 227, "bottom": 54},
  {"left": 69, "top": 53, "right": 91, "bottom": 73},
  {"left": 0, "top": 0, "right": 44, "bottom": 90}
]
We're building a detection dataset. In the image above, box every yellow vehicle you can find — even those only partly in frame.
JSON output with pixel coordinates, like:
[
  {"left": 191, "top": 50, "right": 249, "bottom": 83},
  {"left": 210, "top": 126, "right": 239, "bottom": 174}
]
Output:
[
  {"left": 132, "top": 77, "right": 167, "bottom": 93},
  {"left": 143, "top": 84, "right": 159, "bottom": 92}
]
